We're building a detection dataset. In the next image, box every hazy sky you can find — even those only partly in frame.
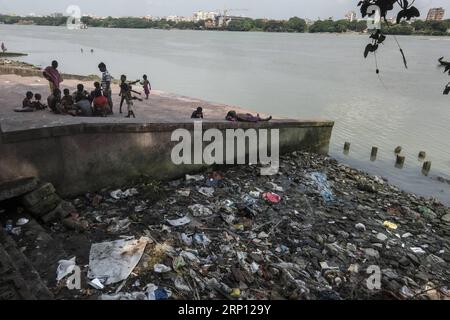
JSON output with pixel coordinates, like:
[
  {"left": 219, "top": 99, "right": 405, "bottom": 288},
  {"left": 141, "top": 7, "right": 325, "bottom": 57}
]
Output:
[{"left": 1, "top": 0, "right": 449, "bottom": 19}]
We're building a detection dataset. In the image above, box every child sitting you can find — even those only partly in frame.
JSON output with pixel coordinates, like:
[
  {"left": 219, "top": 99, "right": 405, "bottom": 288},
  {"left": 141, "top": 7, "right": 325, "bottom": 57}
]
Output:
[
  {"left": 32, "top": 93, "right": 47, "bottom": 110},
  {"left": 15, "top": 91, "right": 35, "bottom": 112},
  {"left": 89, "top": 81, "right": 102, "bottom": 103},
  {"left": 92, "top": 91, "right": 110, "bottom": 117},
  {"left": 61, "top": 89, "right": 76, "bottom": 115},
  {"left": 191, "top": 107, "right": 204, "bottom": 119},
  {"left": 73, "top": 84, "right": 89, "bottom": 103}
]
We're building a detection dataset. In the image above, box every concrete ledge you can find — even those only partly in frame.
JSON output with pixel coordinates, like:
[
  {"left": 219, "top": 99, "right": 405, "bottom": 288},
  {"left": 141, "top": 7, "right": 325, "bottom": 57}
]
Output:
[{"left": 0, "top": 120, "right": 334, "bottom": 196}]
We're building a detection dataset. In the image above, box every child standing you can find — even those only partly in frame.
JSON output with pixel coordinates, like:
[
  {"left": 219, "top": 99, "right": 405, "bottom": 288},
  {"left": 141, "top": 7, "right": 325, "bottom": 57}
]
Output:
[
  {"left": 120, "top": 75, "right": 136, "bottom": 118},
  {"left": 141, "top": 74, "right": 151, "bottom": 100}
]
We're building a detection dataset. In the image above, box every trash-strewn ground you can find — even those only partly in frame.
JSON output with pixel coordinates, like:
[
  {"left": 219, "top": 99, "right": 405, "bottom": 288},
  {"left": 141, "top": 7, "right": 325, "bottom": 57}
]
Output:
[{"left": 4, "top": 151, "right": 450, "bottom": 300}]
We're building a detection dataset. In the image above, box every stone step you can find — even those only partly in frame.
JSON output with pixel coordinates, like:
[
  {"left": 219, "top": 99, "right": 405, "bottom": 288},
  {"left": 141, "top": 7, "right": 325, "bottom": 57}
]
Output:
[
  {"left": 0, "top": 228, "right": 53, "bottom": 300},
  {"left": 0, "top": 243, "right": 36, "bottom": 300},
  {"left": 0, "top": 177, "right": 40, "bottom": 203},
  {"left": 12, "top": 219, "right": 69, "bottom": 290}
]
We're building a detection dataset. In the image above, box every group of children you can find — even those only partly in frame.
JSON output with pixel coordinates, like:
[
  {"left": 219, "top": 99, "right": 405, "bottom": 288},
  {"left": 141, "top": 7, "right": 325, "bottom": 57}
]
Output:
[
  {"left": 20, "top": 92, "right": 47, "bottom": 112},
  {"left": 18, "top": 74, "right": 152, "bottom": 119}
]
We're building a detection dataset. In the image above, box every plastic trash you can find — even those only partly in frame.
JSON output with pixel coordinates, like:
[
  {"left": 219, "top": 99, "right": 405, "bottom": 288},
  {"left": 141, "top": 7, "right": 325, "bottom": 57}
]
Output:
[
  {"left": 11, "top": 227, "right": 21, "bottom": 236},
  {"left": 242, "top": 195, "right": 258, "bottom": 206},
  {"left": 107, "top": 218, "right": 131, "bottom": 234},
  {"left": 230, "top": 288, "right": 241, "bottom": 298},
  {"left": 16, "top": 218, "right": 29, "bottom": 226},
  {"left": 189, "top": 204, "right": 213, "bottom": 217},
  {"left": 101, "top": 292, "right": 148, "bottom": 300},
  {"left": 180, "top": 251, "right": 200, "bottom": 264},
  {"left": 249, "top": 191, "right": 261, "bottom": 198},
  {"left": 268, "top": 182, "right": 284, "bottom": 192},
  {"left": 250, "top": 262, "right": 260, "bottom": 274},
  {"left": 146, "top": 283, "right": 172, "bottom": 300},
  {"left": 194, "top": 233, "right": 211, "bottom": 246},
  {"left": 206, "top": 172, "right": 224, "bottom": 187},
  {"left": 174, "top": 276, "right": 191, "bottom": 292},
  {"left": 154, "top": 264, "right": 172, "bottom": 273},
  {"left": 56, "top": 257, "right": 77, "bottom": 281},
  {"left": 89, "top": 278, "right": 105, "bottom": 290},
  {"left": 410, "top": 247, "right": 426, "bottom": 254},
  {"left": 88, "top": 237, "right": 148, "bottom": 285},
  {"left": 4, "top": 219, "right": 13, "bottom": 233},
  {"left": 181, "top": 233, "right": 193, "bottom": 246},
  {"left": 186, "top": 174, "right": 204, "bottom": 182},
  {"left": 197, "top": 187, "right": 215, "bottom": 197},
  {"left": 167, "top": 216, "right": 191, "bottom": 227},
  {"left": 310, "top": 172, "right": 334, "bottom": 202},
  {"left": 383, "top": 221, "right": 398, "bottom": 230},
  {"left": 262, "top": 192, "right": 281, "bottom": 204},
  {"left": 177, "top": 189, "right": 191, "bottom": 197},
  {"left": 110, "top": 188, "right": 138, "bottom": 200},
  {"left": 173, "top": 256, "right": 186, "bottom": 271}
]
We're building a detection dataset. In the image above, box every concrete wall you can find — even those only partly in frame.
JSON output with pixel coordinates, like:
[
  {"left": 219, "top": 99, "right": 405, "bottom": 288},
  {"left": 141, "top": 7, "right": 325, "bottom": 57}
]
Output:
[{"left": 0, "top": 120, "right": 334, "bottom": 196}]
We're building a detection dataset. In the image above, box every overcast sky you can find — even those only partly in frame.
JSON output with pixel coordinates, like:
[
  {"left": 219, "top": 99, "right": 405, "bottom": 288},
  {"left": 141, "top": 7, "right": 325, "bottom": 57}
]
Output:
[{"left": 0, "top": 0, "right": 449, "bottom": 19}]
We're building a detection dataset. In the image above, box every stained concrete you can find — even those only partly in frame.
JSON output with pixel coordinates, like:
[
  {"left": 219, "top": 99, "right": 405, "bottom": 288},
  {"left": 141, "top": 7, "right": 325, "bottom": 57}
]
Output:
[{"left": 0, "top": 74, "right": 334, "bottom": 196}]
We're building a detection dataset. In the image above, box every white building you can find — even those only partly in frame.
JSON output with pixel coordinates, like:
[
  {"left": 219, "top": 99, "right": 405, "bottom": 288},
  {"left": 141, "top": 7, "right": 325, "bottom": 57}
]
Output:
[{"left": 193, "top": 11, "right": 218, "bottom": 22}]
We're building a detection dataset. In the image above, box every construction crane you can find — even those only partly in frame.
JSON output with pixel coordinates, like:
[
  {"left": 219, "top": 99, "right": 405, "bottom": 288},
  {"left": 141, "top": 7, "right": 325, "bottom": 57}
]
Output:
[{"left": 217, "top": 8, "right": 249, "bottom": 28}]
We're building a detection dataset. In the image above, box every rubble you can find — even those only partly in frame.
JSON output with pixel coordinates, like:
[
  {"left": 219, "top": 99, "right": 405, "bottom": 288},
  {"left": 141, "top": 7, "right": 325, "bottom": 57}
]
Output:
[{"left": 1, "top": 151, "right": 450, "bottom": 300}]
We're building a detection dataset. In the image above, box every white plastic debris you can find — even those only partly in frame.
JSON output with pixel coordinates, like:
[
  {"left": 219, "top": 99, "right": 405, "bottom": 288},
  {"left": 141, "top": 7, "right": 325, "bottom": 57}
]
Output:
[
  {"left": 186, "top": 174, "right": 204, "bottom": 182},
  {"left": 249, "top": 191, "right": 261, "bottom": 198},
  {"left": 56, "top": 257, "right": 77, "bottom": 281},
  {"left": 167, "top": 216, "right": 191, "bottom": 227},
  {"left": 197, "top": 187, "right": 214, "bottom": 197},
  {"left": 154, "top": 264, "right": 171, "bottom": 273},
  {"left": 189, "top": 204, "right": 213, "bottom": 217},
  {"left": 110, "top": 188, "right": 139, "bottom": 200},
  {"left": 174, "top": 276, "right": 191, "bottom": 292},
  {"left": 194, "top": 233, "right": 211, "bottom": 246},
  {"left": 87, "top": 237, "right": 148, "bottom": 285},
  {"left": 250, "top": 262, "right": 260, "bottom": 274},
  {"left": 134, "top": 205, "right": 146, "bottom": 213},
  {"left": 181, "top": 233, "right": 193, "bottom": 246},
  {"left": 101, "top": 292, "right": 148, "bottom": 300},
  {"left": 16, "top": 218, "right": 29, "bottom": 226},
  {"left": 180, "top": 251, "right": 200, "bottom": 264},
  {"left": 177, "top": 189, "right": 191, "bottom": 197},
  {"left": 410, "top": 247, "right": 426, "bottom": 254},
  {"left": 268, "top": 182, "right": 284, "bottom": 192},
  {"left": 88, "top": 278, "right": 105, "bottom": 290}
]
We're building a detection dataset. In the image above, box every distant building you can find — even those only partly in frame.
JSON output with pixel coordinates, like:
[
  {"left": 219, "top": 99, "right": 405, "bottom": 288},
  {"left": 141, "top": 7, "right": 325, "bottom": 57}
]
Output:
[
  {"left": 426, "top": 8, "right": 445, "bottom": 21},
  {"left": 49, "top": 12, "right": 64, "bottom": 18},
  {"left": 193, "top": 11, "right": 218, "bottom": 22},
  {"left": 345, "top": 11, "right": 357, "bottom": 22},
  {"left": 166, "top": 15, "right": 193, "bottom": 23}
]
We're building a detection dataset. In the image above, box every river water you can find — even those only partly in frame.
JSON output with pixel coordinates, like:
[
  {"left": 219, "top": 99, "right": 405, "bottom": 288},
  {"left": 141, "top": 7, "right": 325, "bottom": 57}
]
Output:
[{"left": 1, "top": 24, "right": 450, "bottom": 204}]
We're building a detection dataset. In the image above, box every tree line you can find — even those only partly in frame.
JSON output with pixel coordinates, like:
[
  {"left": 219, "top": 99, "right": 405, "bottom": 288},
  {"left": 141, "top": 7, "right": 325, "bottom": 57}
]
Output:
[{"left": 1, "top": 14, "right": 450, "bottom": 35}]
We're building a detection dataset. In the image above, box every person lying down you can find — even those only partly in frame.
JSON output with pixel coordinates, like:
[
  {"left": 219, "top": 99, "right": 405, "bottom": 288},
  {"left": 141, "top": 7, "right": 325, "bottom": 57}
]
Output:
[{"left": 225, "top": 110, "right": 272, "bottom": 123}]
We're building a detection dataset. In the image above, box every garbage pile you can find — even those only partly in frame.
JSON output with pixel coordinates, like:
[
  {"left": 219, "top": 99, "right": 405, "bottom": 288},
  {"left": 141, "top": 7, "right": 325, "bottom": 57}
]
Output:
[{"left": 47, "top": 152, "right": 450, "bottom": 299}]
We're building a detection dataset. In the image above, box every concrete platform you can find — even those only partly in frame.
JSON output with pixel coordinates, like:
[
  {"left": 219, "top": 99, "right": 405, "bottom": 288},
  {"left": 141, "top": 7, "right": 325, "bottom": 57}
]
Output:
[{"left": 0, "top": 74, "right": 334, "bottom": 196}]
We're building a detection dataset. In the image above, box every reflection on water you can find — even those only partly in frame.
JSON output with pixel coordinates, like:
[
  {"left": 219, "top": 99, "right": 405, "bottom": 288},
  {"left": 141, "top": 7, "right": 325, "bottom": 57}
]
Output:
[{"left": 1, "top": 25, "right": 449, "bottom": 205}]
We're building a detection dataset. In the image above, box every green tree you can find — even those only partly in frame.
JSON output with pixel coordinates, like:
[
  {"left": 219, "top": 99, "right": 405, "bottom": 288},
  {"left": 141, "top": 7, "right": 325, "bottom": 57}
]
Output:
[{"left": 287, "top": 17, "right": 307, "bottom": 32}]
